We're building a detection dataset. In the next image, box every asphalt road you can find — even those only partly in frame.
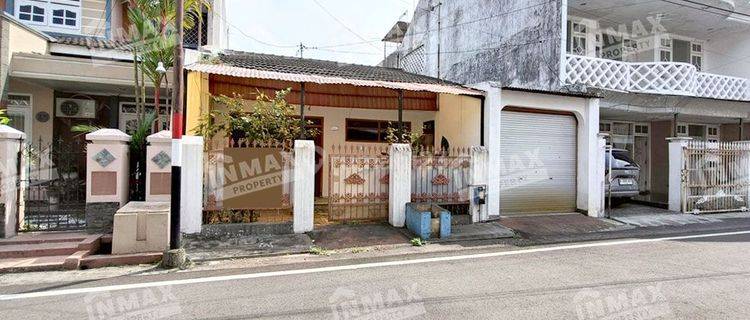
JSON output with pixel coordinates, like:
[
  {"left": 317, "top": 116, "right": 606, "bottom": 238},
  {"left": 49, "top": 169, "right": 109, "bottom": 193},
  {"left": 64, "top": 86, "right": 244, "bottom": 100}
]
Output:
[{"left": 2, "top": 230, "right": 750, "bottom": 320}]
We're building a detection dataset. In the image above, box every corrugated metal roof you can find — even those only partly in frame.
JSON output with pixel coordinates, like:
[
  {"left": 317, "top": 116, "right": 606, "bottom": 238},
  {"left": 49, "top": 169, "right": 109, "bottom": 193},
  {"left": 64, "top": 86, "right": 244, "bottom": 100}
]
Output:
[{"left": 186, "top": 51, "right": 483, "bottom": 96}]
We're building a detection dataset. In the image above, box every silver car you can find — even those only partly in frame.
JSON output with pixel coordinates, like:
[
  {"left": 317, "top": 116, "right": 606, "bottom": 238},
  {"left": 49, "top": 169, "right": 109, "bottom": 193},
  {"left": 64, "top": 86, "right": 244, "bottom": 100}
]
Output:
[{"left": 605, "top": 149, "right": 640, "bottom": 199}]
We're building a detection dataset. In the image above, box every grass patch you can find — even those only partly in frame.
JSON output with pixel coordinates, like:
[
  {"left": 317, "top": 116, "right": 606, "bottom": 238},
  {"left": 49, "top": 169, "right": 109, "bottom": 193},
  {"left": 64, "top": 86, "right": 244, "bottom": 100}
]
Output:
[
  {"left": 410, "top": 238, "right": 424, "bottom": 247},
  {"left": 309, "top": 246, "right": 332, "bottom": 256}
]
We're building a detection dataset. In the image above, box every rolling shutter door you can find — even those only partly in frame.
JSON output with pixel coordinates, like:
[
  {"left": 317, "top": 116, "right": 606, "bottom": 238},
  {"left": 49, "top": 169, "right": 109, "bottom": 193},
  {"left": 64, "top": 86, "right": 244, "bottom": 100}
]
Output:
[{"left": 500, "top": 110, "right": 577, "bottom": 214}]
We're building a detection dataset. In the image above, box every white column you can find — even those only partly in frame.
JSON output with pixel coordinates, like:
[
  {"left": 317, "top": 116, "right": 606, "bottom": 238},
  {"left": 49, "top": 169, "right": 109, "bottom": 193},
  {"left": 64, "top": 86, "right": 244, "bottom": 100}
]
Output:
[
  {"left": 668, "top": 137, "right": 693, "bottom": 212},
  {"left": 470, "top": 146, "right": 489, "bottom": 223},
  {"left": 85, "top": 129, "right": 131, "bottom": 206},
  {"left": 469, "top": 82, "right": 501, "bottom": 218},
  {"left": 388, "top": 143, "right": 412, "bottom": 227},
  {"left": 590, "top": 133, "right": 608, "bottom": 218},
  {"left": 180, "top": 136, "right": 204, "bottom": 234},
  {"left": 293, "top": 140, "right": 314, "bottom": 233},
  {"left": 145, "top": 130, "right": 172, "bottom": 202},
  {"left": 0, "top": 125, "right": 25, "bottom": 238},
  {"left": 578, "top": 98, "right": 601, "bottom": 216}
]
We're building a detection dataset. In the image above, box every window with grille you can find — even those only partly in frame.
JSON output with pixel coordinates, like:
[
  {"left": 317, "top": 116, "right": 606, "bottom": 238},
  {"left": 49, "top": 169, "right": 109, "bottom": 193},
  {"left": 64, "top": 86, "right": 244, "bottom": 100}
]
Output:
[
  {"left": 15, "top": 0, "right": 81, "bottom": 32},
  {"left": 568, "top": 22, "right": 587, "bottom": 55},
  {"left": 691, "top": 43, "right": 703, "bottom": 71},
  {"left": 184, "top": 11, "right": 209, "bottom": 49}
]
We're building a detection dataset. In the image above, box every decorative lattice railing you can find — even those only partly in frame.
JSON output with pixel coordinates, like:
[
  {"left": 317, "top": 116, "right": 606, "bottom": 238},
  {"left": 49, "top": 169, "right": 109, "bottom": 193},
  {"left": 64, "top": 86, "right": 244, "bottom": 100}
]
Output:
[
  {"left": 695, "top": 72, "right": 750, "bottom": 101},
  {"left": 565, "top": 54, "right": 750, "bottom": 101}
]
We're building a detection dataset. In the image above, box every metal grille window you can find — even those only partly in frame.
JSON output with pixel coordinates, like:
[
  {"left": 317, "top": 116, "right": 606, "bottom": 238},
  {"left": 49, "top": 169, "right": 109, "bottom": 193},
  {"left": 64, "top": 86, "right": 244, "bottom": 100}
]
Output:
[
  {"left": 401, "top": 45, "right": 425, "bottom": 74},
  {"left": 184, "top": 11, "right": 208, "bottom": 49}
]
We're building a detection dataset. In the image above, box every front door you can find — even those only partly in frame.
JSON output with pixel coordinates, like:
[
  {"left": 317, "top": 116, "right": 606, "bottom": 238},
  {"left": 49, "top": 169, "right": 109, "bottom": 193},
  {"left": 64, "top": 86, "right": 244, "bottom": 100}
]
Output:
[{"left": 305, "top": 117, "right": 324, "bottom": 197}]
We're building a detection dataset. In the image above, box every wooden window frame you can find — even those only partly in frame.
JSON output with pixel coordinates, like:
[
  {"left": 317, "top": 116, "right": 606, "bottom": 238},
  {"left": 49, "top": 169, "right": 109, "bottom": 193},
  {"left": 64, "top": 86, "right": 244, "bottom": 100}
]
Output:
[{"left": 345, "top": 118, "right": 412, "bottom": 143}]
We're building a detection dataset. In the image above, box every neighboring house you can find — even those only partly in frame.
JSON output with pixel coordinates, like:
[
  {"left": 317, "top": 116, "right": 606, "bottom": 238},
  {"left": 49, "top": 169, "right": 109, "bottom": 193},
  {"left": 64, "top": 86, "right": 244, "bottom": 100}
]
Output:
[
  {"left": 185, "top": 51, "right": 483, "bottom": 203},
  {"left": 383, "top": 0, "right": 750, "bottom": 215},
  {"left": 0, "top": 0, "right": 228, "bottom": 149}
]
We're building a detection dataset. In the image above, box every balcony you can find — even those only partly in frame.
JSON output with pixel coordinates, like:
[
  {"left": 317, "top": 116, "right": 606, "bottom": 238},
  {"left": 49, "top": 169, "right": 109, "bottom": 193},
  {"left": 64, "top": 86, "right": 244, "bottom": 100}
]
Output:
[{"left": 565, "top": 54, "right": 750, "bottom": 101}]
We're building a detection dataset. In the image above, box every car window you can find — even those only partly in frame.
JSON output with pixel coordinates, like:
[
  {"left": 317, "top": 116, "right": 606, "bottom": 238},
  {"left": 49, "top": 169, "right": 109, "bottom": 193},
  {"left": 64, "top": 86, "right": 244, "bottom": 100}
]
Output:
[{"left": 606, "top": 150, "right": 638, "bottom": 168}]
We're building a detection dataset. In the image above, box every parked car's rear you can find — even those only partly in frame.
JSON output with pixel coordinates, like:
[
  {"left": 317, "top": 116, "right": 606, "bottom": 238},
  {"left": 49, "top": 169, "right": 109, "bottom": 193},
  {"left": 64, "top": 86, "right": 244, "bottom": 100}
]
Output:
[{"left": 605, "top": 149, "right": 640, "bottom": 199}]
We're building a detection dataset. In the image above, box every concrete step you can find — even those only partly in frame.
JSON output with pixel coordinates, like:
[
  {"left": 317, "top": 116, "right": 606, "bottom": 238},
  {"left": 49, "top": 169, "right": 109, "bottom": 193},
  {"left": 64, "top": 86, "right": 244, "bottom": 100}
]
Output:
[
  {"left": 0, "top": 255, "right": 68, "bottom": 273},
  {"left": 80, "top": 253, "right": 162, "bottom": 269},
  {"left": 0, "top": 232, "right": 88, "bottom": 246},
  {"left": 0, "top": 242, "right": 81, "bottom": 259}
]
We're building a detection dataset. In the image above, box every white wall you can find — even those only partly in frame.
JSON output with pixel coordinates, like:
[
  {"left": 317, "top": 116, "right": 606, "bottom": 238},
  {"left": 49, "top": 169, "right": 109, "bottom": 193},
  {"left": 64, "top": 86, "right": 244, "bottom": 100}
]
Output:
[
  {"left": 435, "top": 94, "right": 482, "bottom": 148},
  {"left": 705, "top": 30, "right": 750, "bottom": 80},
  {"left": 473, "top": 83, "right": 603, "bottom": 217}
]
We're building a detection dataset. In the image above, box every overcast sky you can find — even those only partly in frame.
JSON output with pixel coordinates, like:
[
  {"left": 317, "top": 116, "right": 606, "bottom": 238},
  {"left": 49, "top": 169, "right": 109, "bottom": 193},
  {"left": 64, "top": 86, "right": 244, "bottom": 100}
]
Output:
[{"left": 225, "top": 0, "right": 415, "bottom": 65}]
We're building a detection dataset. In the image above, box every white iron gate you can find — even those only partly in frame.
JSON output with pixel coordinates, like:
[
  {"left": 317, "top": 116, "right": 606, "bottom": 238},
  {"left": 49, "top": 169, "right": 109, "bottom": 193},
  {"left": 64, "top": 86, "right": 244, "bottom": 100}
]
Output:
[{"left": 683, "top": 141, "right": 750, "bottom": 214}]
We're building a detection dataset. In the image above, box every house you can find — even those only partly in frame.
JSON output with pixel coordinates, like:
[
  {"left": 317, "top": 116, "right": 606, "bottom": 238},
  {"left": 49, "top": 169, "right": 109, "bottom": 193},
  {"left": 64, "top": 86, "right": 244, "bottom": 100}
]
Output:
[
  {"left": 184, "top": 51, "right": 484, "bottom": 221},
  {"left": 1, "top": 0, "right": 227, "bottom": 147},
  {"left": 383, "top": 0, "right": 750, "bottom": 216},
  {"left": 0, "top": 0, "right": 227, "bottom": 231}
]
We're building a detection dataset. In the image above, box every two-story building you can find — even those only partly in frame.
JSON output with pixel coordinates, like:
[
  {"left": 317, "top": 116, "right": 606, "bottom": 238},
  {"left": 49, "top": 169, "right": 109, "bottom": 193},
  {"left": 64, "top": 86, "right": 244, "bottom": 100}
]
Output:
[
  {"left": 1, "top": 0, "right": 227, "bottom": 148},
  {"left": 385, "top": 0, "right": 750, "bottom": 216}
]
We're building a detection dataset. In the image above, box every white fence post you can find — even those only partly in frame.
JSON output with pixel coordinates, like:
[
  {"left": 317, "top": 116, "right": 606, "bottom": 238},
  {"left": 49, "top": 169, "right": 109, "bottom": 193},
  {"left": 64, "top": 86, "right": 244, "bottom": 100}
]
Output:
[
  {"left": 592, "top": 133, "right": 608, "bottom": 218},
  {"left": 0, "top": 125, "right": 25, "bottom": 238},
  {"left": 180, "top": 136, "right": 204, "bottom": 234},
  {"left": 388, "top": 144, "right": 411, "bottom": 227},
  {"left": 145, "top": 130, "right": 172, "bottom": 202},
  {"left": 668, "top": 137, "right": 693, "bottom": 212},
  {"left": 470, "top": 146, "right": 488, "bottom": 223},
  {"left": 293, "top": 140, "right": 314, "bottom": 233}
]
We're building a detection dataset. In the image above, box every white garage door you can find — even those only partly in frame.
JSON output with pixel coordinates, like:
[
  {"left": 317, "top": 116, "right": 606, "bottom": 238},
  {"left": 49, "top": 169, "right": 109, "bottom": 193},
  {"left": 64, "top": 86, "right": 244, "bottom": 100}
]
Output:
[{"left": 500, "top": 110, "right": 577, "bottom": 214}]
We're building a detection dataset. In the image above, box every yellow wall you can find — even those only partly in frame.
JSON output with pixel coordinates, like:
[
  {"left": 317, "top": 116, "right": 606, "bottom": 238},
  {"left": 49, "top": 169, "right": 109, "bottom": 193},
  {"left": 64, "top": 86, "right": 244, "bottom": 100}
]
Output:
[
  {"left": 435, "top": 93, "right": 482, "bottom": 148},
  {"left": 1, "top": 19, "right": 49, "bottom": 97},
  {"left": 186, "top": 71, "right": 210, "bottom": 137}
]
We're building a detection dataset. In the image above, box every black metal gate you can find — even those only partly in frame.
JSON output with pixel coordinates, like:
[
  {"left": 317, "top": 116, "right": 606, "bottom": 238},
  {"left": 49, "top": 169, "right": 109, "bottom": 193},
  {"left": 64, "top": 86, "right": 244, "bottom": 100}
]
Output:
[{"left": 20, "top": 138, "right": 87, "bottom": 231}]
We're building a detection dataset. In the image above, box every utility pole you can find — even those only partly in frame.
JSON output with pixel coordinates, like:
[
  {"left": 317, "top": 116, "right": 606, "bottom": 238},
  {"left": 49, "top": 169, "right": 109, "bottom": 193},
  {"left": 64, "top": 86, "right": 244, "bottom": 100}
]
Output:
[
  {"left": 431, "top": 1, "right": 442, "bottom": 80},
  {"left": 169, "top": 0, "right": 185, "bottom": 254}
]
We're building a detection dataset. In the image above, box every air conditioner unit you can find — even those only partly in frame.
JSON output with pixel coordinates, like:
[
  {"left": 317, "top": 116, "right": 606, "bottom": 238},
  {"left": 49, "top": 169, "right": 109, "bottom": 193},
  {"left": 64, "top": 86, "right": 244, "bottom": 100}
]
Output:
[{"left": 56, "top": 98, "right": 96, "bottom": 118}]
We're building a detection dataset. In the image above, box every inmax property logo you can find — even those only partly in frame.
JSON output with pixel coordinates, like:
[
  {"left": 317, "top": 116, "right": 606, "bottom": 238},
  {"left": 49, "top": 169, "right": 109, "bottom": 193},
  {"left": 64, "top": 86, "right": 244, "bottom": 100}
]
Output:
[
  {"left": 329, "top": 284, "right": 426, "bottom": 320},
  {"left": 573, "top": 284, "right": 673, "bottom": 320},
  {"left": 222, "top": 148, "right": 288, "bottom": 208},
  {"left": 84, "top": 286, "right": 181, "bottom": 320},
  {"left": 499, "top": 149, "right": 549, "bottom": 191}
]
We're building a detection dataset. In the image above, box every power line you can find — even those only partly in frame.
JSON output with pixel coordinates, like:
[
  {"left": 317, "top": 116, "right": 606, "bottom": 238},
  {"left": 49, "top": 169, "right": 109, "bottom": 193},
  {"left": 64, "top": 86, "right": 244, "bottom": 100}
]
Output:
[{"left": 311, "top": 0, "right": 381, "bottom": 51}]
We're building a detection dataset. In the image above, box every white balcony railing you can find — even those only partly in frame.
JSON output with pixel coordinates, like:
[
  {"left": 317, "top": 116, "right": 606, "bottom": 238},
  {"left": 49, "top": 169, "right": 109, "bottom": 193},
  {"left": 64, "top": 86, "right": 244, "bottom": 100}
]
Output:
[{"left": 565, "top": 54, "right": 750, "bottom": 101}]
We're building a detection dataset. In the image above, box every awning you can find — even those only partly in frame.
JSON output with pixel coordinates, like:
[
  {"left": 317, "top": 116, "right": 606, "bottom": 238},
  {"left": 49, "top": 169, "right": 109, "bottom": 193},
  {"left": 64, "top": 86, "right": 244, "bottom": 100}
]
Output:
[{"left": 185, "top": 63, "right": 484, "bottom": 96}]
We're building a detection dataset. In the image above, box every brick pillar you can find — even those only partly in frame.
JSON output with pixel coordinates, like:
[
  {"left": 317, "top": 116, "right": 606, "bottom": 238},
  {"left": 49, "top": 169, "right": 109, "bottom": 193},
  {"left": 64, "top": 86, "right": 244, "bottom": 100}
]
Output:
[
  {"left": 145, "top": 130, "right": 172, "bottom": 202},
  {"left": 0, "top": 125, "right": 25, "bottom": 238},
  {"left": 293, "top": 140, "right": 314, "bottom": 233},
  {"left": 667, "top": 137, "right": 692, "bottom": 212},
  {"left": 388, "top": 143, "right": 412, "bottom": 227},
  {"left": 469, "top": 146, "right": 489, "bottom": 223},
  {"left": 85, "top": 129, "right": 131, "bottom": 233}
]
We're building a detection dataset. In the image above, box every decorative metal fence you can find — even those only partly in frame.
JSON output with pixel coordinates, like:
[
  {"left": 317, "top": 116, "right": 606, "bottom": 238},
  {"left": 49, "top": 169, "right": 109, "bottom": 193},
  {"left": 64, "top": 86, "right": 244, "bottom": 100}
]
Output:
[
  {"left": 202, "top": 139, "right": 294, "bottom": 224},
  {"left": 328, "top": 145, "right": 390, "bottom": 221},
  {"left": 21, "top": 138, "right": 87, "bottom": 231},
  {"left": 683, "top": 141, "right": 750, "bottom": 214},
  {"left": 411, "top": 147, "right": 471, "bottom": 208}
]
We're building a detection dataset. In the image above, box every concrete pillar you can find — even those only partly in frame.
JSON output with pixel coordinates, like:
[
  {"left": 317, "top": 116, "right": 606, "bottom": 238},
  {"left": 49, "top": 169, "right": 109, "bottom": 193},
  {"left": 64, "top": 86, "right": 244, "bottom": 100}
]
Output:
[
  {"left": 667, "top": 137, "right": 693, "bottom": 212},
  {"left": 590, "top": 133, "right": 608, "bottom": 218},
  {"left": 145, "top": 130, "right": 172, "bottom": 202},
  {"left": 388, "top": 143, "right": 412, "bottom": 227},
  {"left": 469, "top": 82, "right": 501, "bottom": 218},
  {"left": 469, "top": 146, "right": 489, "bottom": 223},
  {"left": 0, "top": 125, "right": 25, "bottom": 238},
  {"left": 180, "top": 136, "right": 204, "bottom": 234},
  {"left": 293, "top": 140, "right": 314, "bottom": 233},
  {"left": 578, "top": 98, "right": 601, "bottom": 217},
  {"left": 85, "top": 129, "right": 131, "bottom": 233}
]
